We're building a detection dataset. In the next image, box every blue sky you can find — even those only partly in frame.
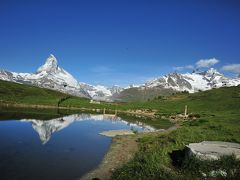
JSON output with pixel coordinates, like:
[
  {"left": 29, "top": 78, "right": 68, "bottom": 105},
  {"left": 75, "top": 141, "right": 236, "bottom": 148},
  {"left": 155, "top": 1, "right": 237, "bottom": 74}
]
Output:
[{"left": 0, "top": 0, "right": 240, "bottom": 86}]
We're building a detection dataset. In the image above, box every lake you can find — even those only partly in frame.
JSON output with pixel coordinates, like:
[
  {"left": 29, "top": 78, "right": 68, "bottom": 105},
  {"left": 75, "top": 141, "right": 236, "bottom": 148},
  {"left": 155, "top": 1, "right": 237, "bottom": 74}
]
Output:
[{"left": 0, "top": 109, "right": 171, "bottom": 180}]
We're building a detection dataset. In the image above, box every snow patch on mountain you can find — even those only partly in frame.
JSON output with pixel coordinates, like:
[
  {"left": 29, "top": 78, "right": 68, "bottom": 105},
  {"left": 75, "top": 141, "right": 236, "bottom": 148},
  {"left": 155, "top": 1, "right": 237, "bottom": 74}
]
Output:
[
  {"left": 80, "top": 83, "right": 123, "bottom": 101},
  {"left": 37, "top": 54, "right": 58, "bottom": 72},
  {"left": 143, "top": 68, "right": 240, "bottom": 93},
  {"left": 0, "top": 54, "right": 121, "bottom": 100}
]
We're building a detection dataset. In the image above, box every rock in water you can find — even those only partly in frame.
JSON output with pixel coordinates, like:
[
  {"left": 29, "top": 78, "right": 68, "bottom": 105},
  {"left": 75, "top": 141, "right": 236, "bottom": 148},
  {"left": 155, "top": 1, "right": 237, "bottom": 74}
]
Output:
[
  {"left": 186, "top": 141, "right": 240, "bottom": 160},
  {"left": 99, "top": 130, "right": 135, "bottom": 137}
]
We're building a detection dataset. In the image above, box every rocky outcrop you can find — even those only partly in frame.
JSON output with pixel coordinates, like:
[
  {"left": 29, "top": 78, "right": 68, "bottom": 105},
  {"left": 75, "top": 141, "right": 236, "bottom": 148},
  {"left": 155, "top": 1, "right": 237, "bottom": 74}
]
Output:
[{"left": 186, "top": 141, "right": 240, "bottom": 160}]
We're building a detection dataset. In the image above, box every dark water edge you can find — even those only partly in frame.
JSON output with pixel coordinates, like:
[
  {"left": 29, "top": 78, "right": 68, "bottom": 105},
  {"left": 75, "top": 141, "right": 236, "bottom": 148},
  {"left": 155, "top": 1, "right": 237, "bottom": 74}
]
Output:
[
  {"left": 0, "top": 119, "right": 112, "bottom": 180},
  {"left": 0, "top": 106, "right": 93, "bottom": 120},
  {"left": 0, "top": 106, "right": 173, "bottom": 130}
]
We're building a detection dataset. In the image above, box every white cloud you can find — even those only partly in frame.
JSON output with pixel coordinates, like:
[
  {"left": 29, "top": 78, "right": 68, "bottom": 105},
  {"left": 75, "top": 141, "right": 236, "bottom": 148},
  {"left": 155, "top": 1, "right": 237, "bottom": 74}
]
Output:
[
  {"left": 173, "top": 58, "right": 220, "bottom": 73},
  {"left": 221, "top": 64, "right": 240, "bottom": 74},
  {"left": 173, "top": 65, "right": 194, "bottom": 71},
  {"left": 196, "top": 58, "right": 219, "bottom": 68}
]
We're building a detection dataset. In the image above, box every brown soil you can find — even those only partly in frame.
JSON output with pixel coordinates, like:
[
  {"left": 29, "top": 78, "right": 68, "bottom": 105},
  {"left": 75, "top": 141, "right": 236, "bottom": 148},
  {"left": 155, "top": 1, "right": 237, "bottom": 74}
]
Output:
[
  {"left": 80, "top": 134, "right": 138, "bottom": 180},
  {"left": 80, "top": 124, "right": 180, "bottom": 180}
]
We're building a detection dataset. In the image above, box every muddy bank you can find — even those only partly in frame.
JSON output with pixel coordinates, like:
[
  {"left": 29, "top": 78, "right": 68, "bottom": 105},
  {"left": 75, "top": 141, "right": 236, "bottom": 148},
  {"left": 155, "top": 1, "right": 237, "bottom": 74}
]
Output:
[
  {"left": 81, "top": 124, "right": 180, "bottom": 180},
  {"left": 80, "top": 134, "right": 138, "bottom": 180}
]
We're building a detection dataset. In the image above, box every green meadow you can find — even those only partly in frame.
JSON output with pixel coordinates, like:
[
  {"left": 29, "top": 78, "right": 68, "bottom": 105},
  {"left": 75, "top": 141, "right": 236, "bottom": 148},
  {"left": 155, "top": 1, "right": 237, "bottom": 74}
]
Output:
[
  {"left": 1, "top": 79, "right": 240, "bottom": 179},
  {"left": 111, "top": 86, "right": 240, "bottom": 179}
]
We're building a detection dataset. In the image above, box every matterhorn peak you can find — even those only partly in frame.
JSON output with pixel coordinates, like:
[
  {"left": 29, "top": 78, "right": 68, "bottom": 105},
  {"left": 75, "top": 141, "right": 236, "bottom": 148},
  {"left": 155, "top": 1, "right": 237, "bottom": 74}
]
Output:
[
  {"left": 37, "top": 54, "right": 59, "bottom": 73},
  {"left": 49, "top": 53, "right": 55, "bottom": 58}
]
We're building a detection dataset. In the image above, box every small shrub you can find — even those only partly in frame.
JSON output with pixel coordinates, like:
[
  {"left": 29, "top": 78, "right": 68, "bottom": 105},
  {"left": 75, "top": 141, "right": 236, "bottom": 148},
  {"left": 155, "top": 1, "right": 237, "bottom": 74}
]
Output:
[
  {"left": 188, "top": 114, "right": 201, "bottom": 119},
  {"left": 188, "top": 119, "right": 208, "bottom": 126},
  {"left": 181, "top": 155, "right": 240, "bottom": 179}
]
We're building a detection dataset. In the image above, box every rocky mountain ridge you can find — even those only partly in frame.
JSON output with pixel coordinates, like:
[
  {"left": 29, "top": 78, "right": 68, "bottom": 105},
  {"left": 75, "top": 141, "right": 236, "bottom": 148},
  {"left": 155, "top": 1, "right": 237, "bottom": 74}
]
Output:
[
  {"left": 0, "top": 54, "right": 239, "bottom": 101},
  {"left": 0, "top": 54, "right": 122, "bottom": 101},
  {"left": 143, "top": 68, "right": 240, "bottom": 93}
]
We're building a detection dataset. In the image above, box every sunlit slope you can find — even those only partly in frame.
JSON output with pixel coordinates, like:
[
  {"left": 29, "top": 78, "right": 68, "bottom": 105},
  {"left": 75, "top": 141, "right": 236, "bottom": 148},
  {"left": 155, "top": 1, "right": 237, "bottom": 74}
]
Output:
[
  {"left": 0, "top": 80, "right": 111, "bottom": 109},
  {"left": 0, "top": 79, "right": 79, "bottom": 105},
  {"left": 1, "top": 79, "right": 240, "bottom": 115},
  {"left": 121, "top": 86, "right": 240, "bottom": 114}
]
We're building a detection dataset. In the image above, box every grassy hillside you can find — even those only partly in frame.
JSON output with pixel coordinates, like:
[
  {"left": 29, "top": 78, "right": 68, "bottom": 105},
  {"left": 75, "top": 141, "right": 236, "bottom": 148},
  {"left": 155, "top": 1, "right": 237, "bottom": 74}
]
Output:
[
  {"left": 1, "top": 79, "right": 240, "bottom": 178},
  {"left": 119, "top": 86, "right": 240, "bottom": 113},
  {"left": 0, "top": 79, "right": 87, "bottom": 106},
  {"left": 61, "top": 86, "right": 240, "bottom": 122},
  {"left": 112, "top": 86, "right": 240, "bottom": 179},
  {"left": 0, "top": 80, "right": 115, "bottom": 109},
  {"left": 1, "top": 79, "right": 240, "bottom": 115},
  {"left": 114, "top": 87, "right": 175, "bottom": 102}
]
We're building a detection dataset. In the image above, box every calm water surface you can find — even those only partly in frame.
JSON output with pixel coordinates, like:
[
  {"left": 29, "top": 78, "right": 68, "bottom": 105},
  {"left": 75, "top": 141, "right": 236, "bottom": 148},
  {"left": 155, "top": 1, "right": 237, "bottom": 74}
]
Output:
[{"left": 0, "top": 113, "right": 156, "bottom": 180}]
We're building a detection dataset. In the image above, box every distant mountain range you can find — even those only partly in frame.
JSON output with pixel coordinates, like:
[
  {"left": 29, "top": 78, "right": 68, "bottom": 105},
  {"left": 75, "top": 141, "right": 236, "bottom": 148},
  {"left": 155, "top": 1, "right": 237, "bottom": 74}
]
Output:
[
  {"left": 116, "top": 68, "right": 240, "bottom": 101},
  {"left": 0, "top": 54, "right": 239, "bottom": 101}
]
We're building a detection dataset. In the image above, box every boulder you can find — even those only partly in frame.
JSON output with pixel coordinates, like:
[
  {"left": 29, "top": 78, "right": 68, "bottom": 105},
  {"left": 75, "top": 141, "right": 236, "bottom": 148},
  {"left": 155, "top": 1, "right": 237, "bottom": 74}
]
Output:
[{"left": 186, "top": 141, "right": 240, "bottom": 160}]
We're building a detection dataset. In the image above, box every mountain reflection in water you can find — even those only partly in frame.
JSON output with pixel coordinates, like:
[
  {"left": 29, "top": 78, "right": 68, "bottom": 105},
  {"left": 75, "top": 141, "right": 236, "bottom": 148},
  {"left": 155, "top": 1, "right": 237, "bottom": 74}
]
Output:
[
  {"left": 0, "top": 112, "right": 158, "bottom": 180},
  {"left": 20, "top": 114, "right": 156, "bottom": 144}
]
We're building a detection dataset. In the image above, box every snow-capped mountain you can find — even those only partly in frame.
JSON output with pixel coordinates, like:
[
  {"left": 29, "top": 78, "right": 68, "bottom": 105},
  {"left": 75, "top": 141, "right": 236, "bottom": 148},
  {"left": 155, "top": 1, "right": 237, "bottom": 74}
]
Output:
[
  {"left": 143, "top": 68, "right": 240, "bottom": 93},
  {"left": 114, "top": 68, "right": 240, "bottom": 101},
  {"left": 80, "top": 83, "right": 123, "bottom": 101},
  {"left": 0, "top": 54, "right": 121, "bottom": 100},
  {"left": 1, "top": 54, "right": 239, "bottom": 101}
]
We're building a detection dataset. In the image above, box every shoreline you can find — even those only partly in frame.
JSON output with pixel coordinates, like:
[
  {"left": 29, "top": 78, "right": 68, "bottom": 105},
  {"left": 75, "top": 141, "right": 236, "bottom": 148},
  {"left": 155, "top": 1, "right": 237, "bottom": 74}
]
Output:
[
  {"left": 0, "top": 102, "right": 178, "bottom": 180},
  {"left": 81, "top": 124, "right": 180, "bottom": 180},
  {"left": 80, "top": 134, "right": 138, "bottom": 180},
  {"left": 0, "top": 102, "right": 157, "bottom": 118}
]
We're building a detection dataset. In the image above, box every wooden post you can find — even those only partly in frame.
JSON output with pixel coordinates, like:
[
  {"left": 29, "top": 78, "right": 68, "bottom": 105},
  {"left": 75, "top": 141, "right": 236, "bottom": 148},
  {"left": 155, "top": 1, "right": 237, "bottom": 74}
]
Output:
[
  {"left": 103, "top": 108, "right": 106, "bottom": 114},
  {"left": 144, "top": 86, "right": 146, "bottom": 101},
  {"left": 184, "top": 105, "right": 188, "bottom": 117}
]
